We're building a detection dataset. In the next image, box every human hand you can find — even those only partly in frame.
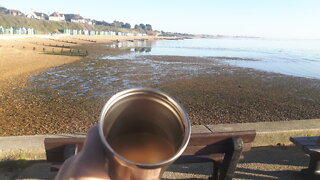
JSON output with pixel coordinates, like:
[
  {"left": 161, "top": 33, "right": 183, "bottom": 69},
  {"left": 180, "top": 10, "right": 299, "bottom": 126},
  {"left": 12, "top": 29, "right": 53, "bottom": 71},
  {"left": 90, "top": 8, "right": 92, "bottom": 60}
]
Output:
[{"left": 55, "top": 125, "right": 110, "bottom": 180}]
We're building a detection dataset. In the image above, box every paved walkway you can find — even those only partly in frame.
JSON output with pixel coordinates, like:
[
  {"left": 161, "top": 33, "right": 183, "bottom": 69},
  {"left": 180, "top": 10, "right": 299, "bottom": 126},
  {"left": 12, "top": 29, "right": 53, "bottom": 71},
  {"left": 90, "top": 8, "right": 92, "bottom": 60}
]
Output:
[
  {"left": 0, "top": 146, "right": 310, "bottom": 180},
  {"left": 163, "top": 146, "right": 309, "bottom": 180}
]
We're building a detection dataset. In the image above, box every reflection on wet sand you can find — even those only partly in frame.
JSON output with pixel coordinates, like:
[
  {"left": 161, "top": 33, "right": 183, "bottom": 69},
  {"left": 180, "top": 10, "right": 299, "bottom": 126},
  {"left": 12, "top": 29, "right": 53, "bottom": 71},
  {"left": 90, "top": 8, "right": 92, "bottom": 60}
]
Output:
[{"left": 109, "top": 40, "right": 153, "bottom": 53}]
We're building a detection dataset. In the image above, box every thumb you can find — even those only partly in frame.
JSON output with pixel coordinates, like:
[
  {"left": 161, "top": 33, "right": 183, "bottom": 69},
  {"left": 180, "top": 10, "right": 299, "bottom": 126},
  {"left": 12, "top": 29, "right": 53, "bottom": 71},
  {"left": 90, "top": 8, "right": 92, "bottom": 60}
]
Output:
[{"left": 81, "top": 125, "right": 106, "bottom": 161}]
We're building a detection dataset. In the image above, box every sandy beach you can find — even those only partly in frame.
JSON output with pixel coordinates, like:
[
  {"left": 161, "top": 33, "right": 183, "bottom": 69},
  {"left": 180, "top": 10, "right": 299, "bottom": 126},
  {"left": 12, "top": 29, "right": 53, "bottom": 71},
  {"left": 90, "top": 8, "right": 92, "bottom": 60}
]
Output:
[
  {"left": 0, "top": 36, "right": 320, "bottom": 136},
  {"left": 0, "top": 35, "right": 165, "bottom": 94},
  {"left": 0, "top": 36, "right": 76, "bottom": 95}
]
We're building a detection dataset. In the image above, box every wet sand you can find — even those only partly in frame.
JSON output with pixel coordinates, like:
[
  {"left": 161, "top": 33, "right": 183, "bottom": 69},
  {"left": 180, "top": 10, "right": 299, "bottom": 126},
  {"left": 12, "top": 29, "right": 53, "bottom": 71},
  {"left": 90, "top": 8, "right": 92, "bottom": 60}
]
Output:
[{"left": 0, "top": 39, "right": 320, "bottom": 136}]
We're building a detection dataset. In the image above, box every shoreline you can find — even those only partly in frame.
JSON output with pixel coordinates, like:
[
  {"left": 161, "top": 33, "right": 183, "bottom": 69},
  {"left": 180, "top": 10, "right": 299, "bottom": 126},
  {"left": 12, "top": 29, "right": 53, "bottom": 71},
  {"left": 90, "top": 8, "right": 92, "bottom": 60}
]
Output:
[{"left": 0, "top": 37, "right": 320, "bottom": 136}]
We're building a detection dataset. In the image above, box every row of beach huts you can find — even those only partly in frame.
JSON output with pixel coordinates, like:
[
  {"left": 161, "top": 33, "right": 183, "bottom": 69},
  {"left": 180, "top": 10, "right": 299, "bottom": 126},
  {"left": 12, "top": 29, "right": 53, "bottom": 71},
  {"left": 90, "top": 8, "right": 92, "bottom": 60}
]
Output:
[
  {"left": 62, "top": 29, "right": 147, "bottom": 36},
  {"left": 0, "top": 26, "right": 35, "bottom": 35},
  {"left": 0, "top": 26, "right": 147, "bottom": 37}
]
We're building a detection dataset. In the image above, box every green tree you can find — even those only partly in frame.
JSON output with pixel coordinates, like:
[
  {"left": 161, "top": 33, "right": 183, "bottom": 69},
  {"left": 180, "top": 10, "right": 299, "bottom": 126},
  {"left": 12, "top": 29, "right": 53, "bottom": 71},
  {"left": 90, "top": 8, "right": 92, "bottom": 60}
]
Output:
[
  {"left": 139, "top": 23, "right": 146, "bottom": 30},
  {"left": 145, "top": 24, "right": 152, "bottom": 31},
  {"left": 122, "top": 23, "right": 131, "bottom": 29},
  {"left": 112, "top": 20, "right": 124, "bottom": 28}
]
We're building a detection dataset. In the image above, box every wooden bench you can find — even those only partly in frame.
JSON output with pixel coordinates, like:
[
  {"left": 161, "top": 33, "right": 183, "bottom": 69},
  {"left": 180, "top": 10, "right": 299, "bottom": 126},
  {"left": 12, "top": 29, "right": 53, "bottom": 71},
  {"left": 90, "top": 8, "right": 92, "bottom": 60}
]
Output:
[
  {"left": 290, "top": 136, "right": 320, "bottom": 178},
  {"left": 45, "top": 130, "right": 256, "bottom": 180}
]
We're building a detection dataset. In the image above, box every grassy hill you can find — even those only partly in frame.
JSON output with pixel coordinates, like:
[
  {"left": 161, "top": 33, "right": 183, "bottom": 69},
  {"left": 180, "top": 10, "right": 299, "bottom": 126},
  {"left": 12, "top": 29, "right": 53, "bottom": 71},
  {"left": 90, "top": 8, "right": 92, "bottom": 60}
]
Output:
[{"left": 0, "top": 14, "right": 150, "bottom": 34}]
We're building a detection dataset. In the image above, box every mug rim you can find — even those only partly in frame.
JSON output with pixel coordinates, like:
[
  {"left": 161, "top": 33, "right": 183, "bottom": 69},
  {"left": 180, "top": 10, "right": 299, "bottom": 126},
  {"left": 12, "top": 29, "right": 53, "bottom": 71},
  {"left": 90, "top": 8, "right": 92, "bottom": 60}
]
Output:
[{"left": 98, "top": 87, "right": 191, "bottom": 168}]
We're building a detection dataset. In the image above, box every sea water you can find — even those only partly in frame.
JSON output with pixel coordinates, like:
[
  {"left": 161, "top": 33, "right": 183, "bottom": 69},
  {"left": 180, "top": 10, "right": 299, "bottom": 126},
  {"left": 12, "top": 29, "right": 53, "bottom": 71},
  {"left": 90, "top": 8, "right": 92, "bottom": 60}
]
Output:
[{"left": 112, "top": 38, "right": 320, "bottom": 79}]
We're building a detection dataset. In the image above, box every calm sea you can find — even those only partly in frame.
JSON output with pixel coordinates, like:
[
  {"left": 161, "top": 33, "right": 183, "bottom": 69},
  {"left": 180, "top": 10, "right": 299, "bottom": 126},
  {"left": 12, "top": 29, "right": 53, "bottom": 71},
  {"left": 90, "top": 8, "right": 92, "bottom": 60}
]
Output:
[{"left": 111, "top": 38, "right": 320, "bottom": 79}]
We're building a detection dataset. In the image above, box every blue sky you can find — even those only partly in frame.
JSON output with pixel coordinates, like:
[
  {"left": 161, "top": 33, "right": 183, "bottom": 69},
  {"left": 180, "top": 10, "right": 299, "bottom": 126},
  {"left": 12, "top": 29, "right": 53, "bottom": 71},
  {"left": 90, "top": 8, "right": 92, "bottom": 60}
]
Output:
[{"left": 1, "top": 0, "right": 320, "bottom": 38}]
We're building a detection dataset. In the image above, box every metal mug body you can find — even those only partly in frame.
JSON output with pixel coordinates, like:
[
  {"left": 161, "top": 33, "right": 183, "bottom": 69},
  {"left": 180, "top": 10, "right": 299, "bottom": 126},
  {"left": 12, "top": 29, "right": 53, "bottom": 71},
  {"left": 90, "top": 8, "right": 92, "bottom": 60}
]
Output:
[{"left": 99, "top": 88, "right": 190, "bottom": 180}]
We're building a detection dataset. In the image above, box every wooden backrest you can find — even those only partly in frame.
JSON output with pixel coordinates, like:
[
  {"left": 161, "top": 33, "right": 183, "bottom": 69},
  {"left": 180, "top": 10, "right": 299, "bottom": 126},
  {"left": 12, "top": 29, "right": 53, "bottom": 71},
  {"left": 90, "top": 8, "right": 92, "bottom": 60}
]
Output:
[
  {"left": 183, "top": 130, "right": 256, "bottom": 156},
  {"left": 44, "top": 130, "right": 256, "bottom": 163}
]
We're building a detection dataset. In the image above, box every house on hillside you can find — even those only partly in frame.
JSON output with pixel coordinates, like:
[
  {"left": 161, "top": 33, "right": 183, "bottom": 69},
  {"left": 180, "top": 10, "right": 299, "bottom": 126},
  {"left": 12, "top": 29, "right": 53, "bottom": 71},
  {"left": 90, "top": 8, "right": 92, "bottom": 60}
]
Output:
[
  {"left": 27, "top": 11, "right": 48, "bottom": 20},
  {"left": 49, "top": 12, "right": 65, "bottom": 21},
  {"left": 84, "top": 18, "right": 94, "bottom": 25},
  {"left": 65, "top": 14, "right": 83, "bottom": 23},
  {"left": 71, "top": 17, "right": 85, "bottom": 24},
  {"left": 0, "top": 6, "right": 8, "bottom": 14},
  {"left": 64, "top": 14, "right": 93, "bottom": 25},
  {"left": 6, "top": 9, "right": 25, "bottom": 16}
]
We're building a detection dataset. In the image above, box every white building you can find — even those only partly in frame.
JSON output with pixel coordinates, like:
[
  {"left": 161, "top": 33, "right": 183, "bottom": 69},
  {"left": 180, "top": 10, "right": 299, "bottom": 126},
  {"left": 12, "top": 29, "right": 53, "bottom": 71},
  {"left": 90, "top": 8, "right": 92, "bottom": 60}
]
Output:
[
  {"left": 27, "top": 11, "right": 48, "bottom": 20},
  {"left": 49, "top": 12, "right": 65, "bottom": 21},
  {"left": 71, "top": 18, "right": 86, "bottom": 24}
]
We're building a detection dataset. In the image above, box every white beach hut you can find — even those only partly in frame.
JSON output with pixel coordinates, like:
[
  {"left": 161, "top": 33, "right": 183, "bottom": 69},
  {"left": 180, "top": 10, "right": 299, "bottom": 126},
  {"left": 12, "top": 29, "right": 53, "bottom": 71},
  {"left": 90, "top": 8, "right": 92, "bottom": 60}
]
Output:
[
  {"left": 27, "top": 28, "right": 34, "bottom": 35},
  {"left": 22, "top": 27, "right": 27, "bottom": 34},
  {"left": 89, "top": 31, "right": 96, "bottom": 35},
  {"left": 15, "top": 27, "right": 22, "bottom": 35},
  {"left": 64, "top": 29, "right": 71, "bottom": 35},
  {"left": 72, "top": 29, "right": 78, "bottom": 35},
  {"left": 9, "top": 27, "right": 14, "bottom": 34}
]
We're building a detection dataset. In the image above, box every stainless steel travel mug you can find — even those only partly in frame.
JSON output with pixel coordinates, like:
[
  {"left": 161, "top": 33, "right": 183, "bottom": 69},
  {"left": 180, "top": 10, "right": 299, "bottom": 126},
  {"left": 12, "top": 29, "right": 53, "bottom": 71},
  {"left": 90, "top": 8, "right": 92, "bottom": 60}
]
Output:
[{"left": 99, "top": 88, "right": 190, "bottom": 180}]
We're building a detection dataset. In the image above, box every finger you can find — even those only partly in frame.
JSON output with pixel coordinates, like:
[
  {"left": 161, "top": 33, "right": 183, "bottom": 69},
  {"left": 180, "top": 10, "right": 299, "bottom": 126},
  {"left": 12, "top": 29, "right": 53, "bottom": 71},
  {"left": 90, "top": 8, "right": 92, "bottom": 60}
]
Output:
[
  {"left": 80, "top": 125, "right": 106, "bottom": 162},
  {"left": 73, "top": 125, "right": 111, "bottom": 179}
]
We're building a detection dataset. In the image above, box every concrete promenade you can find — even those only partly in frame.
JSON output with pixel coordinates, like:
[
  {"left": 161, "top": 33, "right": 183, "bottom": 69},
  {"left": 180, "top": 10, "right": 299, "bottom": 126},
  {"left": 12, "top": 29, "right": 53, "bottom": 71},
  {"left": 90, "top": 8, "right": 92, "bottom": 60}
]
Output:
[{"left": 0, "top": 119, "right": 319, "bottom": 179}]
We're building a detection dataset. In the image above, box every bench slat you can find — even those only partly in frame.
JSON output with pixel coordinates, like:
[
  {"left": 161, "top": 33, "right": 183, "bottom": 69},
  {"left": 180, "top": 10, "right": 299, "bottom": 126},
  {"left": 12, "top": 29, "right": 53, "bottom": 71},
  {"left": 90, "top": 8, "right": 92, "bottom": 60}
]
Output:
[
  {"left": 302, "top": 145, "right": 320, "bottom": 153},
  {"left": 44, "top": 137, "right": 85, "bottom": 148},
  {"left": 182, "top": 143, "right": 252, "bottom": 156},
  {"left": 188, "top": 130, "right": 256, "bottom": 146},
  {"left": 175, "top": 154, "right": 226, "bottom": 163},
  {"left": 290, "top": 136, "right": 319, "bottom": 146}
]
